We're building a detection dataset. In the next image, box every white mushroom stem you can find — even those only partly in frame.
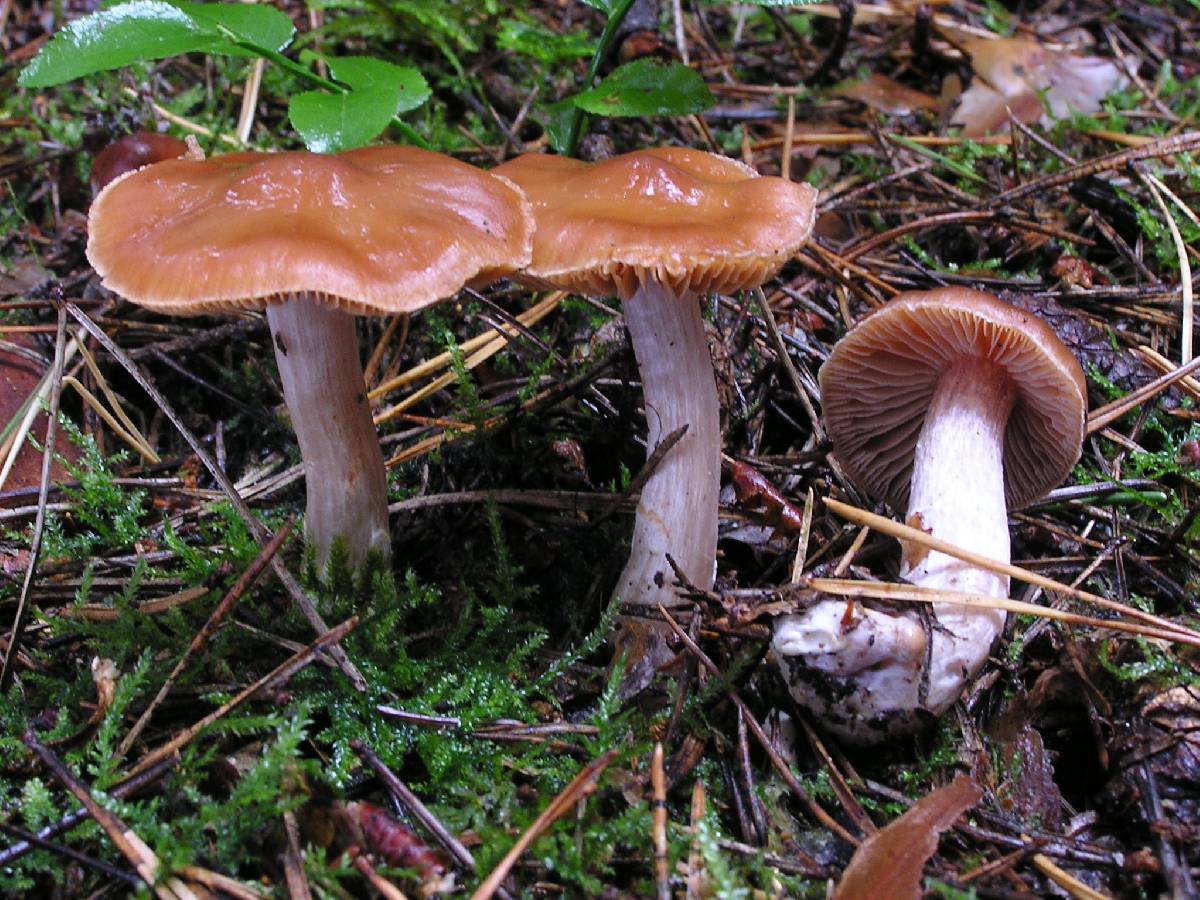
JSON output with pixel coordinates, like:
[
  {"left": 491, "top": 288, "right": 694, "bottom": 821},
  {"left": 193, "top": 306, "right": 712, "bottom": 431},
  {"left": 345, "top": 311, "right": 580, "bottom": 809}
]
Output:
[
  {"left": 615, "top": 279, "right": 720, "bottom": 608},
  {"left": 266, "top": 295, "right": 391, "bottom": 570},
  {"left": 774, "top": 356, "right": 1014, "bottom": 741}
]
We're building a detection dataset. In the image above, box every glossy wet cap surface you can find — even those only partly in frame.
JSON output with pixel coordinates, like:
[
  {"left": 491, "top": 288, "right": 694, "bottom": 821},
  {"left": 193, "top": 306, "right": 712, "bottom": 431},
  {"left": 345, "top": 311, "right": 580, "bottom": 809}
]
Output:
[
  {"left": 819, "top": 287, "right": 1087, "bottom": 509},
  {"left": 493, "top": 147, "right": 818, "bottom": 299},
  {"left": 87, "top": 146, "right": 533, "bottom": 315}
]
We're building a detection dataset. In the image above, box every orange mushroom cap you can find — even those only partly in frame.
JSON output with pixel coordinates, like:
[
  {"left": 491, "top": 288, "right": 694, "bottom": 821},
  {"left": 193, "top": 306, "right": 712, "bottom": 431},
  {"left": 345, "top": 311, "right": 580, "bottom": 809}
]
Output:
[
  {"left": 819, "top": 288, "right": 1087, "bottom": 510},
  {"left": 492, "top": 148, "right": 818, "bottom": 299},
  {"left": 87, "top": 146, "right": 533, "bottom": 315}
]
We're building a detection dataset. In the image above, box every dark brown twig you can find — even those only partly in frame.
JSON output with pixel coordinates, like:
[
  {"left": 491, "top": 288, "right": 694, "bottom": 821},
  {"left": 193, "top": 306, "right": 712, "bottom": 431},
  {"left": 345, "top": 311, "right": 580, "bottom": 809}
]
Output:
[
  {"left": 0, "top": 755, "right": 175, "bottom": 867},
  {"left": 23, "top": 731, "right": 192, "bottom": 899},
  {"left": 0, "top": 822, "right": 140, "bottom": 886},
  {"left": 128, "top": 616, "right": 358, "bottom": 776},
  {"left": 350, "top": 740, "right": 484, "bottom": 881},
  {"left": 471, "top": 750, "right": 618, "bottom": 900},
  {"left": 63, "top": 302, "right": 367, "bottom": 691},
  {"left": 656, "top": 603, "right": 859, "bottom": 846},
  {"left": 116, "top": 518, "right": 295, "bottom": 758}
]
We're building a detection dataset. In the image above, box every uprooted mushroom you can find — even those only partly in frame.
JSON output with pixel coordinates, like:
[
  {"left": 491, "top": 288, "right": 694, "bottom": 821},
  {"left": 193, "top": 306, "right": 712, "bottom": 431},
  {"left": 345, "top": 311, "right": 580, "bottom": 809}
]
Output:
[
  {"left": 87, "top": 145, "right": 532, "bottom": 571},
  {"left": 773, "top": 288, "right": 1086, "bottom": 742}
]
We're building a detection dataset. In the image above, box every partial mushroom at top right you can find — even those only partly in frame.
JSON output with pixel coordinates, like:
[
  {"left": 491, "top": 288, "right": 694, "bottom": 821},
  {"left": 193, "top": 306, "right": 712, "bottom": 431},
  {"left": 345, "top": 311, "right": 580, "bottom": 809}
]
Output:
[{"left": 773, "top": 287, "right": 1087, "bottom": 743}]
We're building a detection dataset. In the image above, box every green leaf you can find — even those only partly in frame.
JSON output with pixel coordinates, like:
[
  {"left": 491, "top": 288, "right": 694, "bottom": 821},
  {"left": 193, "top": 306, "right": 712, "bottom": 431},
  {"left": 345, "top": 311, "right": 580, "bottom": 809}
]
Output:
[
  {"left": 578, "top": 0, "right": 617, "bottom": 12},
  {"left": 542, "top": 98, "right": 578, "bottom": 155},
  {"left": 571, "top": 59, "right": 714, "bottom": 118},
  {"left": 172, "top": 0, "right": 295, "bottom": 50},
  {"left": 18, "top": 0, "right": 294, "bottom": 88},
  {"left": 289, "top": 56, "right": 430, "bottom": 154}
]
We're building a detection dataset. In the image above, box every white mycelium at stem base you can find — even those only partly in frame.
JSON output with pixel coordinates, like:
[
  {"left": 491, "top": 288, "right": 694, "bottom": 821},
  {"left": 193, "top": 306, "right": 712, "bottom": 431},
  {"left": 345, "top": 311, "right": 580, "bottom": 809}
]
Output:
[
  {"left": 614, "top": 280, "right": 720, "bottom": 608},
  {"left": 267, "top": 296, "right": 390, "bottom": 570},
  {"left": 774, "top": 356, "right": 1015, "bottom": 741}
]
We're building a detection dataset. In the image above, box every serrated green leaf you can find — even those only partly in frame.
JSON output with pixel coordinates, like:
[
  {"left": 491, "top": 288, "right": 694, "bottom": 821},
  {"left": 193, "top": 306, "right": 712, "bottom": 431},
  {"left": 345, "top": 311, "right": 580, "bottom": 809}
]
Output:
[
  {"left": 289, "top": 56, "right": 430, "bottom": 153},
  {"left": 18, "top": 0, "right": 294, "bottom": 88},
  {"left": 571, "top": 59, "right": 714, "bottom": 118}
]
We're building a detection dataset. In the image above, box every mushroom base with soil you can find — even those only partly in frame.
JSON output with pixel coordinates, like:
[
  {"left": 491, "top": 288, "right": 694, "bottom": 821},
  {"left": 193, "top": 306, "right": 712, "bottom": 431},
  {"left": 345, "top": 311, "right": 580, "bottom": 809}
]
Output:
[
  {"left": 774, "top": 356, "right": 1014, "bottom": 742},
  {"left": 267, "top": 295, "right": 391, "bottom": 572}
]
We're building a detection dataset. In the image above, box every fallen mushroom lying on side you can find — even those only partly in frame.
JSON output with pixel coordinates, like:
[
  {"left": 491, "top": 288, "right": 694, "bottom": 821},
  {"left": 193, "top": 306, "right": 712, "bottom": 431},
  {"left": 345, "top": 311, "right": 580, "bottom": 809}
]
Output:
[
  {"left": 494, "top": 148, "right": 816, "bottom": 690},
  {"left": 773, "top": 288, "right": 1087, "bottom": 742},
  {"left": 87, "top": 146, "right": 532, "bottom": 571}
]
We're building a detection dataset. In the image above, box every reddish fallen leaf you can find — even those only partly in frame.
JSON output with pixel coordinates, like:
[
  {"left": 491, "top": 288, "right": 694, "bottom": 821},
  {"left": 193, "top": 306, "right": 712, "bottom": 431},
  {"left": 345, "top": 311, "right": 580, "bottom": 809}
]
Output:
[
  {"left": 832, "top": 73, "right": 940, "bottom": 116},
  {"left": 729, "top": 461, "right": 804, "bottom": 533},
  {"left": 0, "top": 333, "right": 79, "bottom": 503},
  {"left": 344, "top": 801, "right": 448, "bottom": 882},
  {"left": 834, "top": 775, "right": 982, "bottom": 900}
]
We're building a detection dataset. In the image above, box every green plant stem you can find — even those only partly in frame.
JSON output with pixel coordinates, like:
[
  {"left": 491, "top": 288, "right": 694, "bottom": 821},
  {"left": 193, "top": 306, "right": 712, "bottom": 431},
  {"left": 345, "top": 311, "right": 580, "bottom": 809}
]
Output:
[
  {"left": 232, "top": 39, "right": 432, "bottom": 150},
  {"left": 565, "top": 0, "right": 638, "bottom": 158}
]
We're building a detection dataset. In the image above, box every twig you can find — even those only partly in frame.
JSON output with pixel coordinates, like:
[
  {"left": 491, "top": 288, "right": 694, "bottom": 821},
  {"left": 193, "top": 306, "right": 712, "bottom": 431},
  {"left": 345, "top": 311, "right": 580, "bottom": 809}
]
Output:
[
  {"left": 116, "top": 519, "right": 295, "bottom": 758},
  {"left": 235, "top": 58, "right": 265, "bottom": 144},
  {"left": 1086, "top": 354, "right": 1200, "bottom": 433},
  {"left": 823, "top": 497, "right": 1198, "bottom": 640},
  {"left": 368, "top": 294, "right": 562, "bottom": 401},
  {"left": 651, "top": 743, "right": 670, "bottom": 900},
  {"left": 375, "top": 706, "right": 461, "bottom": 728},
  {"left": 282, "top": 810, "right": 313, "bottom": 900},
  {"left": 806, "top": 578, "right": 1200, "bottom": 647},
  {"left": 0, "top": 305, "right": 65, "bottom": 691},
  {"left": 348, "top": 848, "right": 409, "bottom": 900},
  {"left": 350, "top": 740, "right": 485, "bottom": 882},
  {"left": 471, "top": 750, "right": 618, "bottom": 900},
  {"left": 0, "top": 755, "right": 176, "bottom": 867},
  {"left": 756, "top": 289, "right": 824, "bottom": 442},
  {"left": 128, "top": 616, "right": 358, "bottom": 777},
  {"left": 0, "top": 822, "right": 140, "bottom": 886},
  {"left": 1027, "top": 839, "right": 1110, "bottom": 900},
  {"left": 390, "top": 488, "right": 636, "bottom": 516},
  {"left": 988, "top": 131, "right": 1200, "bottom": 208},
  {"left": 592, "top": 424, "right": 688, "bottom": 527},
  {"left": 64, "top": 302, "right": 367, "bottom": 691},
  {"left": 655, "top": 604, "right": 860, "bottom": 846},
  {"left": 790, "top": 486, "right": 815, "bottom": 584},
  {"left": 792, "top": 713, "right": 876, "bottom": 837},
  {"left": 175, "top": 865, "right": 268, "bottom": 900},
  {"left": 808, "top": 0, "right": 853, "bottom": 82},
  {"left": 1137, "top": 166, "right": 1194, "bottom": 364},
  {"left": 23, "top": 732, "right": 197, "bottom": 900},
  {"left": 685, "top": 779, "right": 705, "bottom": 900}
]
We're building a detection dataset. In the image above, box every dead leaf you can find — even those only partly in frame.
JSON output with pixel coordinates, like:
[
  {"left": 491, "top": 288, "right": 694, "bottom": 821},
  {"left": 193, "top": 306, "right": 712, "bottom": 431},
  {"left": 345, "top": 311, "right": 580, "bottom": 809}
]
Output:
[
  {"left": 90, "top": 657, "right": 119, "bottom": 723},
  {"left": 952, "top": 37, "right": 1127, "bottom": 136},
  {"left": 900, "top": 512, "right": 931, "bottom": 570},
  {"left": 0, "top": 333, "right": 79, "bottom": 502},
  {"left": 834, "top": 775, "right": 982, "bottom": 900},
  {"left": 832, "top": 73, "right": 940, "bottom": 116}
]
